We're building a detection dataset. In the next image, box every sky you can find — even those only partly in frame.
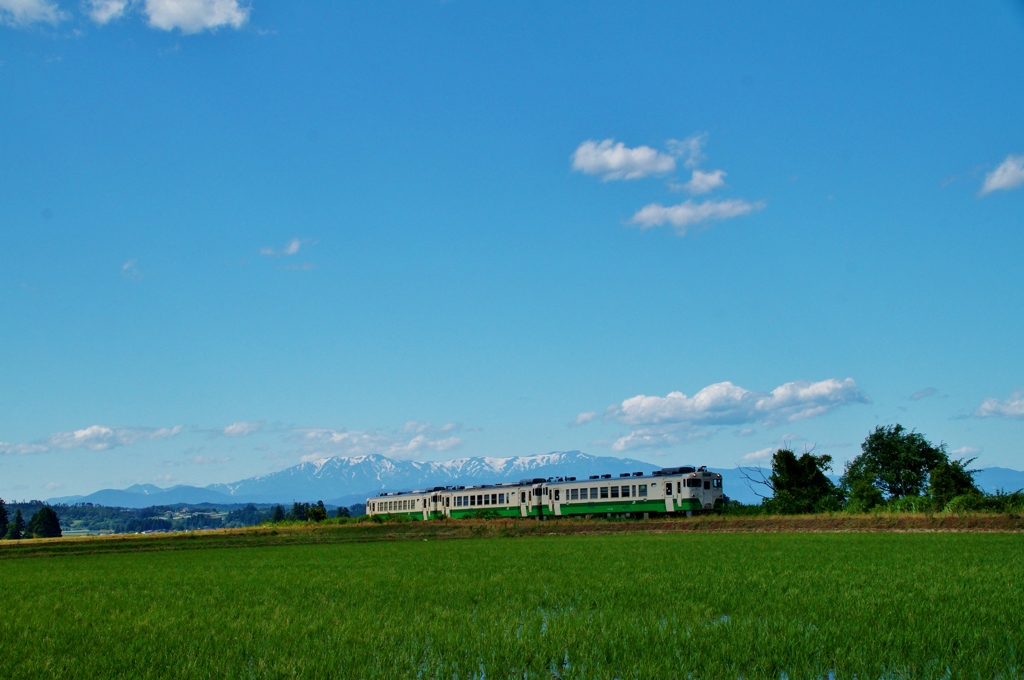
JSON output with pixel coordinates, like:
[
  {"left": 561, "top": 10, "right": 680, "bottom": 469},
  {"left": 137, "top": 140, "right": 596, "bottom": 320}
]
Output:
[{"left": 2, "top": 0, "right": 1024, "bottom": 500}]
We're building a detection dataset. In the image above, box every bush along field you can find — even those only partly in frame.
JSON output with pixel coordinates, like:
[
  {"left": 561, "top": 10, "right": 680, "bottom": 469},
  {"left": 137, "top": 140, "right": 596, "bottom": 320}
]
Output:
[{"left": 0, "top": 532, "right": 1021, "bottom": 679}]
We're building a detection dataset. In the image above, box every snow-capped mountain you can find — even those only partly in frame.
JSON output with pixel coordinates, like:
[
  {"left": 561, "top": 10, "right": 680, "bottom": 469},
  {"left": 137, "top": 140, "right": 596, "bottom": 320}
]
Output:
[{"left": 205, "top": 451, "right": 654, "bottom": 505}]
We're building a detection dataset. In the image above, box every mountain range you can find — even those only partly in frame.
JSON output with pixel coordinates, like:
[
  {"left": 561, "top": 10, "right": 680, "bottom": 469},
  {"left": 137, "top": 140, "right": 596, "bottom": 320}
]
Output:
[{"left": 47, "top": 452, "right": 1024, "bottom": 509}]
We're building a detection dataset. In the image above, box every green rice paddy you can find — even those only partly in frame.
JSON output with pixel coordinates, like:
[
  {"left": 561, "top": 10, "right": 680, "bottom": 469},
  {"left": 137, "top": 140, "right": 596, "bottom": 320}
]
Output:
[{"left": 1, "top": 532, "right": 1021, "bottom": 678}]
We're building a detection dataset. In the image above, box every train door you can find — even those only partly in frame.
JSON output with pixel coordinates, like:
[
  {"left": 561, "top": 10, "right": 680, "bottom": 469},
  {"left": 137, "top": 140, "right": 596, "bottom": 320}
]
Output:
[
  {"left": 518, "top": 488, "right": 530, "bottom": 517},
  {"left": 552, "top": 486, "right": 562, "bottom": 516},
  {"left": 663, "top": 478, "right": 674, "bottom": 513}
]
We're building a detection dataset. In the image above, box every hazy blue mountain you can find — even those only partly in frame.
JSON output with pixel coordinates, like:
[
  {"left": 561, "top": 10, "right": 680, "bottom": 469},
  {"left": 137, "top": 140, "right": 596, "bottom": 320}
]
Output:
[
  {"left": 973, "top": 467, "right": 1024, "bottom": 494},
  {"left": 49, "top": 484, "right": 236, "bottom": 508}
]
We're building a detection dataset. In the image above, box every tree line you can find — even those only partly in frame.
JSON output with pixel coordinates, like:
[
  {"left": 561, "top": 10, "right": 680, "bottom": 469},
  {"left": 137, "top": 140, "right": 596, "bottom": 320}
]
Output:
[
  {"left": 0, "top": 501, "right": 62, "bottom": 539},
  {"left": 740, "top": 424, "right": 1023, "bottom": 514},
  {"left": 0, "top": 500, "right": 367, "bottom": 539}
]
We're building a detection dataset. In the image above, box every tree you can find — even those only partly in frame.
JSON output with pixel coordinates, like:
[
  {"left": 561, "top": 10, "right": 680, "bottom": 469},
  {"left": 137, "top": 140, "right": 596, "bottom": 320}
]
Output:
[
  {"left": 335, "top": 506, "right": 351, "bottom": 519},
  {"left": 307, "top": 501, "right": 328, "bottom": 522},
  {"left": 270, "top": 505, "right": 285, "bottom": 523},
  {"left": 747, "top": 448, "right": 842, "bottom": 514},
  {"left": 0, "top": 498, "right": 8, "bottom": 538},
  {"left": 842, "top": 425, "right": 947, "bottom": 501},
  {"left": 929, "top": 457, "right": 979, "bottom": 509},
  {"left": 5, "top": 509, "right": 25, "bottom": 540},
  {"left": 289, "top": 502, "right": 308, "bottom": 522},
  {"left": 25, "top": 506, "right": 62, "bottom": 538}
]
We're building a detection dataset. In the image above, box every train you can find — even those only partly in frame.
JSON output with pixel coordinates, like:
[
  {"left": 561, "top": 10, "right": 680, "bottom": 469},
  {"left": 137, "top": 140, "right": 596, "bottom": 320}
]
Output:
[{"left": 366, "top": 465, "right": 725, "bottom": 520}]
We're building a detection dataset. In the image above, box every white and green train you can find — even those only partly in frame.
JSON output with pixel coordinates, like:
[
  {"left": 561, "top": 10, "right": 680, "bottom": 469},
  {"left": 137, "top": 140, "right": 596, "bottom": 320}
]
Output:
[{"left": 366, "top": 465, "right": 724, "bottom": 520}]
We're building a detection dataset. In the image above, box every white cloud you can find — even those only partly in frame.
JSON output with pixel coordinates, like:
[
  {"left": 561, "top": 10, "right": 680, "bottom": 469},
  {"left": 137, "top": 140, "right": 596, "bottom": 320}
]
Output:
[
  {"left": 294, "top": 422, "right": 464, "bottom": 461},
  {"left": 260, "top": 237, "right": 304, "bottom": 257},
  {"left": 629, "top": 198, "right": 763, "bottom": 235},
  {"left": 222, "top": 420, "right": 262, "bottom": 437},
  {"left": 0, "top": 0, "right": 67, "bottom": 26},
  {"left": 606, "top": 379, "right": 867, "bottom": 452},
  {"left": 974, "top": 391, "right": 1024, "bottom": 419},
  {"left": 87, "top": 0, "right": 128, "bottom": 23},
  {"left": 572, "top": 411, "right": 596, "bottom": 426},
  {"left": 910, "top": 387, "right": 937, "bottom": 401},
  {"left": 742, "top": 447, "right": 774, "bottom": 462},
  {"left": 950, "top": 446, "right": 980, "bottom": 457},
  {"left": 571, "top": 139, "right": 676, "bottom": 181},
  {"left": 678, "top": 169, "right": 727, "bottom": 195},
  {"left": 143, "top": 0, "right": 249, "bottom": 33},
  {"left": 667, "top": 133, "right": 707, "bottom": 169},
  {"left": 1, "top": 424, "right": 183, "bottom": 455},
  {"left": 980, "top": 155, "right": 1024, "bottom": 196}
]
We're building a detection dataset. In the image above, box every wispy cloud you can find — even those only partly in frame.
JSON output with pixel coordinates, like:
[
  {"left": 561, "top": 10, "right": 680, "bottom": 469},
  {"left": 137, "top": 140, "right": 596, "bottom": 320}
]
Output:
[
  {"left": 0, "top": 0, "right": 68, "bottom": 26},
  {"left": 86, "top": 0, "right": 128, "bottom": 23},
  {"left": 950, "top": 446, "right": 980, "bottom": 457},
  {"left": 910, "top": 387, "right": 938, "bottom": 401},
  {"left": 1, "top": 424, "right": 183, "bottom": 455},
  {"left": 571, "top": 411, "right": 596, "bottom": 427},
  {"left": 121, "top": 258, "right": 142, "bottom": 281},
  {"left": 260, "top": 237, "right": 305, "bottom": 257},
  {"left": 742, "top": 447, "right": 775, "bottom": 462},
  {"left": 602, "top": 379, "right": 868, "bottom": 452},
  {"left": 667, "top": 133, "right": 707, "bottom": 169},
  {"left": 629, "top": 198, "right": 763, "bottom": 235},
  {"left": 292, "top": 421, "right": 464, "bottom": 462},
  {"left": 980, "top": 155, "right": 1024, "bottom": 196},
  {"left": 974, "top": 391, "right": 1024, "bottom": 419},
  {"left": 221, "top": 420, "right": 263, "bottom": 437},
  {"left": 675, "top": 169, "right": 727, "bottom": 195},
  {"left": 571, "top": 139, "right": 676, "bottom": 181}
]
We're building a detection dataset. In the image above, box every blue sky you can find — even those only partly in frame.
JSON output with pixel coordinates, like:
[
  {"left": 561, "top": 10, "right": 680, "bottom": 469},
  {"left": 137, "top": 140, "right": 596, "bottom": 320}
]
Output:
[{"left": 2, "top": 0, "right": 1024, "bottom": 499}]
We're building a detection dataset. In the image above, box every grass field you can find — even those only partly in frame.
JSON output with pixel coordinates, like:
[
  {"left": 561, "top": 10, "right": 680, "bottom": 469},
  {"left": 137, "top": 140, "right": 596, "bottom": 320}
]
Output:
[{"left": 1, "top": 529, "right": 1022, "bottom": 679}]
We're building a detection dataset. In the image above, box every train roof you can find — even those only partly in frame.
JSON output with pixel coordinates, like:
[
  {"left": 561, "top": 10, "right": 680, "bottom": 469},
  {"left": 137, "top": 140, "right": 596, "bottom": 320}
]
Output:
[{"left": 371, "top": 466, "right": 719, "bottom": 498}]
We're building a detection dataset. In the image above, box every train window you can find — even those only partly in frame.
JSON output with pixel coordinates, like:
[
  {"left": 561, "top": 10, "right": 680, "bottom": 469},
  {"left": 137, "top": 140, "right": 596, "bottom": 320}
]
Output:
[
  {"left": 498, "top": 493, "right": 504, "bottom": 504},
  {"left": 704, "top": 481, "right": 710, "bottom": 490},
  {"left": 639, "top": 484, "right": 648, "bottom": 497},
  {"left": 666, "top": 483, "right": 672, "bottom": 496},
  {"left": 484, "top": 495, "right": 490, "bottom": 506},
  {"left": 600, "top": 487, "right": 609, "bottom": 499},
  {"left": 687, "top": 478, "right": 701, "bottom": 488},
  {"left": 535, "top": 488, "right": 542, "bottom": 496},
  {"left": 713, "top": 479, "right": 722, "bottom": 488},
  {"left": 570, "top": 489, "right": 578, "bottom": 500},
  {"left": 621, "top": 485, "right": 630, "bottom": 498},
  {"left": 610, "top": 486, "right": 619, "bottom": 498},
  {"left": 470, "top": 496, "right": 476, "bottom": 506},
  {"left": 554, "top": 490, "right": 560, "bottom": 501},
  {"left": 492, "top": 494, "right": 497, "bottom": 504},
  {"left": 677, "top": 482, "right": 681, "bottom": 494}
]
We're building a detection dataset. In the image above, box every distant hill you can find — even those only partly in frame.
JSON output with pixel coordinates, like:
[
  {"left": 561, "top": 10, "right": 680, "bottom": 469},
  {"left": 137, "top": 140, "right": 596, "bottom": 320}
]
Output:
[{"left": 47, "top": 452, "right": 1024, "bottom": 509}]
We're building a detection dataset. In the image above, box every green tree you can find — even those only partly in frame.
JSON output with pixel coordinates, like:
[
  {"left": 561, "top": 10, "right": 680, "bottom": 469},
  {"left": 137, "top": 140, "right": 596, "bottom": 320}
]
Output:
[
  {"left": 759, "top": 449, "right": 842, "bottom": 514},
  {"left": 306, "top": 501, "right": 328, "bottom": 522},
  {"left": 5, "top": 509, "right": 25, "bottom": 540},
  {"left": 270, "top": 505, "right": 285, "bottom": 522},
  {"left": 842, "top": 425, "right": 947, "bottom": 502},
  {"left": 335, "top": 506, "right": 351, "bottom": 519},
  {"left": 25, "top": 506, "right": 62, "bottom": 538},
  {"left": 0, "top": 498, "right": 8, "bottom": 538},
  {"left": 929, "top": 457, "right": 979, "bottom": 509},
  {"left": 289, "top": 502, "right": 308, "bottom": 521}
]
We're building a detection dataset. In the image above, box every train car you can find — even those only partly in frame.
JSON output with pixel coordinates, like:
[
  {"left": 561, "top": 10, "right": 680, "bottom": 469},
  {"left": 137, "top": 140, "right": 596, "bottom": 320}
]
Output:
[
  {"left": 365, "top": 465, "right": 724, "bottom": 520},
  {"left": 541, "top": 466, "right": 723, "bottom": 517}
]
